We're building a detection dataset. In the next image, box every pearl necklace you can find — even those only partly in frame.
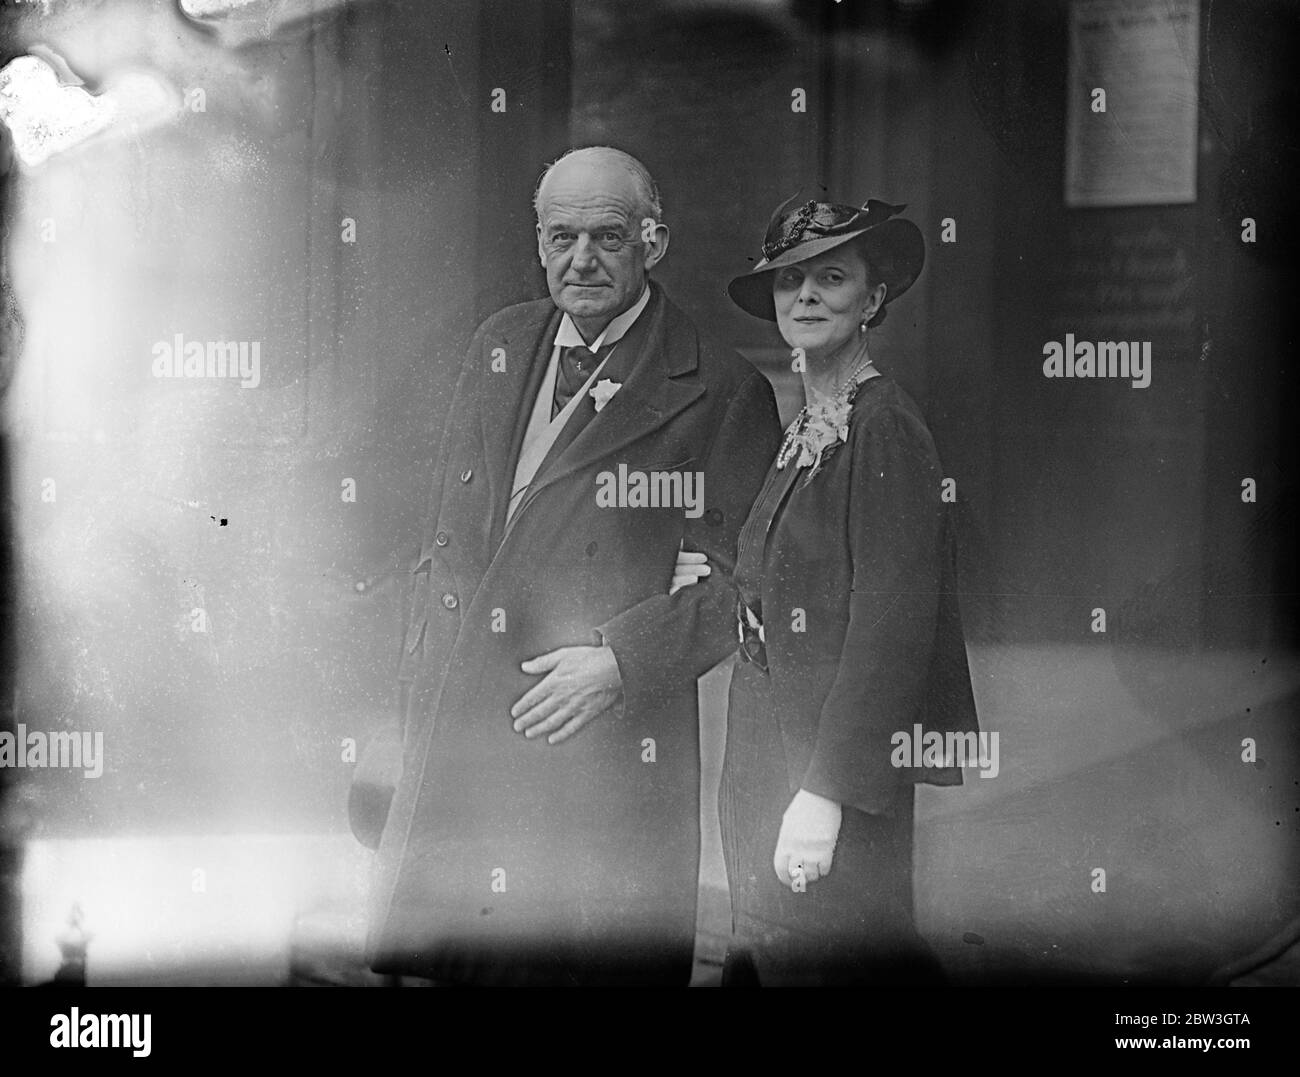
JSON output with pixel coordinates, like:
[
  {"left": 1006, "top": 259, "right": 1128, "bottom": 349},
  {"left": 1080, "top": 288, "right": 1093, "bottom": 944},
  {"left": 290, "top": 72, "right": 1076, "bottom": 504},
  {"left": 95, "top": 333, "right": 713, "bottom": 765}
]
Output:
[{"left": 776, "top": 354, "right": 877, "bottom": 472}]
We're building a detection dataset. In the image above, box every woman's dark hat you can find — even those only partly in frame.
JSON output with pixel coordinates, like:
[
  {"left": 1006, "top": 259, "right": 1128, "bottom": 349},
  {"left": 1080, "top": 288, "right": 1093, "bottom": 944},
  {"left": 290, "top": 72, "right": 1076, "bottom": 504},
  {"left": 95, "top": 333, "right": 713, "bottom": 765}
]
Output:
[{"left": 727, "top": 194, "right": 926, "bottom": 321}]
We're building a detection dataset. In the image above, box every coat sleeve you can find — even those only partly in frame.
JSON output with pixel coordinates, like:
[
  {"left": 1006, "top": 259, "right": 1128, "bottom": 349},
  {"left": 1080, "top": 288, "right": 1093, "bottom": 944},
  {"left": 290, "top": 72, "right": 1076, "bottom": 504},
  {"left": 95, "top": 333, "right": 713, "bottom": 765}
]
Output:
[
  {"left": 595, "top": 368, "right": 781, "bottom": 719},
  {"left": 800, "top": 404, "right": 946, "bottom": 816}
]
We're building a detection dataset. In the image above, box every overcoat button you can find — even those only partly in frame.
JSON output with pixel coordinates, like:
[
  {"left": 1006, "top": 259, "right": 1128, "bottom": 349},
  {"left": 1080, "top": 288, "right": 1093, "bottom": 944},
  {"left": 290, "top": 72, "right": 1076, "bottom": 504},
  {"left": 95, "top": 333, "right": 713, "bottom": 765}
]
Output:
[
  {"left": 459, "top": 469, "right": 473, "bottom": 483},
  {"left": 435, "top": 531, "right": 449, "bottom": 547},
  {"left": 442, "top": 593, "right": 458, "bottom": 610}
]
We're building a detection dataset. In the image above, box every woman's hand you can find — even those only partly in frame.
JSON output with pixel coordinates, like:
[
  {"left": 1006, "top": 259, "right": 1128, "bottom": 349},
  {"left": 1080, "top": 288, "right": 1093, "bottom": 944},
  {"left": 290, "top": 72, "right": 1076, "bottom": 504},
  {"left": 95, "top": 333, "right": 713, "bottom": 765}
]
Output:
[
  {"left": 669, "top": 548, "right": 711, "bottom": 595},
  {"left": 773, "top": 788, "right": 842, "bottom": 891}
]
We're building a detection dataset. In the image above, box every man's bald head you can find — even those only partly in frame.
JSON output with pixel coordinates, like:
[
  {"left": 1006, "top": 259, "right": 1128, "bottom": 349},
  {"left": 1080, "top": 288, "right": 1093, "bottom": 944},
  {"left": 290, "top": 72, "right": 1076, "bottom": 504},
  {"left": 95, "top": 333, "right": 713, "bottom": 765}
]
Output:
[{"left": 534, "top": 146, "right": 663, "bottom": 226}]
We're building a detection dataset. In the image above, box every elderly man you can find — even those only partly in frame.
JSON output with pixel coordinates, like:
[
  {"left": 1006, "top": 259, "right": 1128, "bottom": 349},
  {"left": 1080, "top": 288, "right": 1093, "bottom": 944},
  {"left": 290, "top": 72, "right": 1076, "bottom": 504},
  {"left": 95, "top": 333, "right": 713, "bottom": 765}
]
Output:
[{"left": 363, "top": 146, "right": 781, "bottom": 985}]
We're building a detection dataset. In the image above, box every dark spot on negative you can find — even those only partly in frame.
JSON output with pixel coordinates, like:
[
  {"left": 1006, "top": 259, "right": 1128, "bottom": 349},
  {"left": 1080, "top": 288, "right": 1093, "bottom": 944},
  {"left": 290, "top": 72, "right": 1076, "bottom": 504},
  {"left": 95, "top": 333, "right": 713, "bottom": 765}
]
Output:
[{"left": 585, "top": 541, "right": 598, "bottom": 557}]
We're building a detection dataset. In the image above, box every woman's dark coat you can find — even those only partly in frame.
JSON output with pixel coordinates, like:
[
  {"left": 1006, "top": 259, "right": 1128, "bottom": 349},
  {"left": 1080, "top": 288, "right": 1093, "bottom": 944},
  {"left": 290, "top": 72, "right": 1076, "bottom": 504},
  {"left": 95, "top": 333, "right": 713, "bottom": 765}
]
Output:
[
  {"left": 739, "top": 374, "right": 978, "bottom": 814},
  {"left": 719, "top": 374, "right": 979, "bottom": 984}
]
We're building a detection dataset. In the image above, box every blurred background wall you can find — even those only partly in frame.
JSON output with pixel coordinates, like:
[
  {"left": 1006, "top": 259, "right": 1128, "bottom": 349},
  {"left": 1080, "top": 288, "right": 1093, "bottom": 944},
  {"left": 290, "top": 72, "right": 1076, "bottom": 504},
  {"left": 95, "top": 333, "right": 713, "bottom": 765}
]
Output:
[{"left": 0, "top": 0, "right": 1296, "bottom": 985}]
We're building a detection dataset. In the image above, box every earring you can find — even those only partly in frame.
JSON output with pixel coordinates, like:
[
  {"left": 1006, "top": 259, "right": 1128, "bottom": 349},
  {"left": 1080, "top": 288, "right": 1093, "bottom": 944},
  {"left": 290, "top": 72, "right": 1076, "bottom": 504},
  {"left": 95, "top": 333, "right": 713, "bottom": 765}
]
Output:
[{"left": 859, "top": 315, "right": 869, "bottom": 333}]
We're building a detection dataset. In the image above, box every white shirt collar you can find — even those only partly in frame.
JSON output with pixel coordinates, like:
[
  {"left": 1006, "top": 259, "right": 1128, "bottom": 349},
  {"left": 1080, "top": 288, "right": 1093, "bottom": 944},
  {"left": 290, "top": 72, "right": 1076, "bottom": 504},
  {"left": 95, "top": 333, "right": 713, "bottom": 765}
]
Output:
[{"left": 553, "top": 284, "right": 651, "bottom": 351}]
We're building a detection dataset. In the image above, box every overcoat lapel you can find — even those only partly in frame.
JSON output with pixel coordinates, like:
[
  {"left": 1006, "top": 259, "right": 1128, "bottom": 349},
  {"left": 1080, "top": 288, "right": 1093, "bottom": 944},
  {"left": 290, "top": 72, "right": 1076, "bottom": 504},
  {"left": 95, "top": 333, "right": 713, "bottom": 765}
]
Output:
[
  {"left": 478, "top": 305, "right": 564, "bottom": 551},
  {"left": 530, "top": 290, "right": 658, "bottom": 481},
  {"left": 501, "top": 283, "right": 705, "bottom": 543}
]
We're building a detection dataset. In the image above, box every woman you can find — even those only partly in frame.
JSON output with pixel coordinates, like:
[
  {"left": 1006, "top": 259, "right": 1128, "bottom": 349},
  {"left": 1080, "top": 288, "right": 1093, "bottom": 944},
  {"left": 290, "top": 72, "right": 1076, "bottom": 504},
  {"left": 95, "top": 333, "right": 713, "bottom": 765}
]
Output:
[{"left": 674, "top": 195, "right": 979, "bottom": 986}]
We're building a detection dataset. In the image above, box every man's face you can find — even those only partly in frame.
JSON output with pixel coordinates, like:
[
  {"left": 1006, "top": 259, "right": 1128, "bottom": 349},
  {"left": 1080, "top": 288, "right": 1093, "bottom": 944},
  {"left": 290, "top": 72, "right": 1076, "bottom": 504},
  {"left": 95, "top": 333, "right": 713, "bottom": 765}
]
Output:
[{"left": 536, "top": 158, "right": 667, "bottom": 339}]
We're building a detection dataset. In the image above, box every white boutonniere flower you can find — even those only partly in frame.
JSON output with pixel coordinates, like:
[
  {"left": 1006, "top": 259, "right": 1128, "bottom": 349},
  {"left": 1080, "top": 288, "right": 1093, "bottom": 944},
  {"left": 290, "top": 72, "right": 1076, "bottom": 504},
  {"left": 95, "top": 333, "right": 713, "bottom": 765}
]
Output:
[{"left": 589, "top": 378, "right": 622, "bottom": 413}]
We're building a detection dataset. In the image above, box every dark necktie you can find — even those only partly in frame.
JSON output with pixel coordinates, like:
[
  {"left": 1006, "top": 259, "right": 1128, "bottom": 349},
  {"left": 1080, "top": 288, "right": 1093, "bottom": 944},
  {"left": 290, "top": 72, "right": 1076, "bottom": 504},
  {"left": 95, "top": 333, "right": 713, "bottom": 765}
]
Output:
[{"left": 552, "top": 343, "right": 607, "bottom": 419}]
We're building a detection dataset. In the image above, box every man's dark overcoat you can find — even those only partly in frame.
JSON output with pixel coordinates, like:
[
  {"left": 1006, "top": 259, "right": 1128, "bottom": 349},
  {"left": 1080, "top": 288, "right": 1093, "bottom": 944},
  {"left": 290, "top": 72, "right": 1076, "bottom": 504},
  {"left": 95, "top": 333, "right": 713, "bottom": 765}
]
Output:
[{"left": 367, "top": 282, "right": 780, "bottom": 984}]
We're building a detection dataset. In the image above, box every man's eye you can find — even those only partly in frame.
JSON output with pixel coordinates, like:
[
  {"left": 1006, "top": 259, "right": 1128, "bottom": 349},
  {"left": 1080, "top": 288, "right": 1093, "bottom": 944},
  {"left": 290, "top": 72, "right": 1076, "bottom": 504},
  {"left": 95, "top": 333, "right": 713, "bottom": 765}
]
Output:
[{"left": 824, "top": 273, "right": 843, "bottom": 284}]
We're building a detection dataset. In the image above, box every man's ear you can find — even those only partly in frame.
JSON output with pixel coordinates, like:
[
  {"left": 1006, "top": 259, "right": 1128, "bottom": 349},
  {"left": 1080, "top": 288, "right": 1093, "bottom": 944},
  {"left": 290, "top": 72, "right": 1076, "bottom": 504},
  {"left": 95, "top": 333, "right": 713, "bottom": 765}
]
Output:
[
  {"left": 536, "top": 223, "right": 547, "bottom": 268},
  {"left": 643, "top": 223, "right": 670, "bottom": 272}
]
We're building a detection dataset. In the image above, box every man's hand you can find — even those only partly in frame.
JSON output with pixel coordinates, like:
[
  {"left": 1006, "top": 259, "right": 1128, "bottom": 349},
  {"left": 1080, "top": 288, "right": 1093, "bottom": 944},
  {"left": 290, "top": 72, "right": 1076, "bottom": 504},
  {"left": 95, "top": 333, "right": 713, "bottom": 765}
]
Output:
[
  {"left": 511, "top": 644, "right": 624, "bottom": 745},
  {"left": 773, "top": 788, "right": 842, "bottom": 891},
  {"left": 669, "top": 548, "right": 711, "bottom": 595}
]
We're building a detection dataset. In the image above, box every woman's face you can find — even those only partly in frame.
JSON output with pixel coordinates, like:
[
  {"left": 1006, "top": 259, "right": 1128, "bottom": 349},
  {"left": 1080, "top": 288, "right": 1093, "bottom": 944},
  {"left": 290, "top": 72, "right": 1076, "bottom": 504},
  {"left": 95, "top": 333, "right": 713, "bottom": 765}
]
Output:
[{"left": 772, "top": 246, "right": 882, "bottom": 362}]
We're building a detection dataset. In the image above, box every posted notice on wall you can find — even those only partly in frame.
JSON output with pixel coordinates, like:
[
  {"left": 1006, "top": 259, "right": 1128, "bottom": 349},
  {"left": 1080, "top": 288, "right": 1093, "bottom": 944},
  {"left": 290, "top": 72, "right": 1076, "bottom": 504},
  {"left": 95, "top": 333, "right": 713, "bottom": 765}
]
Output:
[{"left": 1065, "top": 0, "right": 1200, "bottom": 208}]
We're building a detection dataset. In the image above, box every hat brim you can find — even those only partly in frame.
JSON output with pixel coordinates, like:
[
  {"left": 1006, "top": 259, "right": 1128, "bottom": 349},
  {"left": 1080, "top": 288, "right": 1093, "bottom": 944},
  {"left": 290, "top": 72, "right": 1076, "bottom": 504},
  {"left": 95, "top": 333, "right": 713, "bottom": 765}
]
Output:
[{"left": 726, "top": 217, "right": 925, "bottom": 322}]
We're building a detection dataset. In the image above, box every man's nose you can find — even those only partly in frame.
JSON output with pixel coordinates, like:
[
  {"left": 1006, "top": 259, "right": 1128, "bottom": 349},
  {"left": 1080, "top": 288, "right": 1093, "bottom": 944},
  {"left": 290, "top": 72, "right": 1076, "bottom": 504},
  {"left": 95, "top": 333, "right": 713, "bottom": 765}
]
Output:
[{"left": 571, "top": 234, "right": 600, "bottom": 271}]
